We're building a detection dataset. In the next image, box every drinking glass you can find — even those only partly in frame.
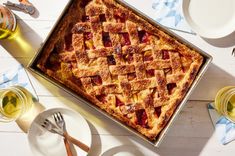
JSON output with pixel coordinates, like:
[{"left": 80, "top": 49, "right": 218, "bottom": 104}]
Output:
[
  {"left": 215, "top": 86, "right": 235, "bottom": 122},
  {"left": 0, "top": 86, "right": 33, "bottom": 122}
]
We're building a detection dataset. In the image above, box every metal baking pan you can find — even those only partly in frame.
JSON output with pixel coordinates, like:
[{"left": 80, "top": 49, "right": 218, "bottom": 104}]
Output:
[{"left": 28, "top": 0, "right": 212, "bottom": 147}]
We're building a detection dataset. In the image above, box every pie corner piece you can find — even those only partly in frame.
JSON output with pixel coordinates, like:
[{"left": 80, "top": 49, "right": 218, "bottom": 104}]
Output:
[{"left": 36, "top": 0, "right": 204, "bottom": 141}]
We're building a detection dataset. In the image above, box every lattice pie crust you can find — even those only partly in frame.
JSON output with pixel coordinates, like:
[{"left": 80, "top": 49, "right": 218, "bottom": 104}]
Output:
[{"left": 37, "top": 0, "right": 203, "bottom": 140}]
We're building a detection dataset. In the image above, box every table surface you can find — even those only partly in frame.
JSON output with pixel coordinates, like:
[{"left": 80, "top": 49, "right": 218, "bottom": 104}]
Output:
[{"left": 0, "top": 0, "right": 235, "bottom": 156}]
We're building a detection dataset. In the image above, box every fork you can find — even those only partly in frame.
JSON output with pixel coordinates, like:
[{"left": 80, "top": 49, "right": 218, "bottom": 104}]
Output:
[
  {"left": 41, "top": 119, "right": 63, "bottom": 135},
  {"left": 53, "top": 112, "right": 90, "bottom": 153},
  {"left": 41, "top": 119, "right": 73, "bottom": 156}
]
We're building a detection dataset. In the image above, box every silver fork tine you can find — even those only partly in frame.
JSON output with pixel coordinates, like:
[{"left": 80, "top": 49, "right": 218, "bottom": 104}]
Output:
[
  {"left": 42, "top": 119, "right": 51, "bottom": 128},
  {"left": 53, "top": 113, "right": 60, "bottom": 123},
  {"left": 58, "top": 112, "right": 65, "bottom": 127},
  {"left": 53, "top": 112, "right": 65, "bottom": 129},
  {"left": 41, "top": 118, "right": 63, "bottom": 136},
  {"left": 42, "top": 119, "right": 52, "bottom": 130},
  {"left": 59, "top": 112, "right": 64, "bottom": 121},
  {"left": 53, "top": 113, "right": 58, "bottom": 123}
]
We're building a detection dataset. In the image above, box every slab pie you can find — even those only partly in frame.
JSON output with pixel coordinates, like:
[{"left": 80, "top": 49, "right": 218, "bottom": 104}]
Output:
[{"left": 37, "top": 0, "right": 203, "bottom": 140}]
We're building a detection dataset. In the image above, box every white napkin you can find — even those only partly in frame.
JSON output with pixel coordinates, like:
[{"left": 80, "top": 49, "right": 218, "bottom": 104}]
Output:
[
  {"left": 152, "top": 0, "right": 193, "bottom": 34},
  {"left": 0, "top": 63, "right": 38, "bottom": 100},
  {"left": 208, "top": 103, "right": 235, "bottom": 145}
]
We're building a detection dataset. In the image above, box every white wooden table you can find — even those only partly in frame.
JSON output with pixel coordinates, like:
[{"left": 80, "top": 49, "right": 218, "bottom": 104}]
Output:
[{"left": 0, "top": 0, "right": 235, "bottom": 155}]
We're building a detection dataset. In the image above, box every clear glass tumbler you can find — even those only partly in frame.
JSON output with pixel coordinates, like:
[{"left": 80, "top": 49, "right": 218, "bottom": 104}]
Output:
[
  {"left": 0, "top": 86, "right": 34, "bottom": 122},
  {"left": 215, "top": 86, "right": 235, "bottom": 122}
]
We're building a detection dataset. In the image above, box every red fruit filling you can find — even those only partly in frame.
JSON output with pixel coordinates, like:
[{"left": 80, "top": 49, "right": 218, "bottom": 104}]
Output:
[
  {"left": 155, "top": 106, "right": 162, "bottom": 117},
  {"left": 99, "top": 14, "right": 106, "bottom": 22},
  {"left": 102, "top": 32, "right": 112, "bottom": 47},
  {"left": 91, "top": 75, "right": 102, "bottom": 86},
  {"left": 121, "top": 33, "right": 131, "bottom": 46},
  {"left": 80, "top": 0, "right": 91, "bottom": 7},
  {"left": 138, "top": 30, "right": 150, "bottom": 43},
  {"left": 167, "top": 83, "right": 177, "bottom": 94},
  {"left": 162, "top": 50, "right": 170, "bottom": 60},
  {"left": 96, "top": 94, "right": 106, "bottom": 103},
  {"left": 136, "top": 110, "right": 148, "bottom": 128},
  {"left": 114, "top": 13, "right": 126, "bottom": 23},
  {"left": 82, "top": 16, "right": 90, "bottom": 22},
  {"left": 107, "top": 55, "right": 116, "bottom": 65},
  {"left": 116, "top": 97, "right": 124, "bottom": 107},
  {"left": 64, "top": 33, "right": 74, "bottom": 51},
  {"left": 146, "top": 69, "right": 155, "bottom": 77}
]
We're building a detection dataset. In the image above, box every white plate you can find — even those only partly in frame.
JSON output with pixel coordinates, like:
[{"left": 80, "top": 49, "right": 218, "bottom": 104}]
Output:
[
  {"left": 28, "top": 108, "right": 91, "bottom": 156},
  {"left": 183, "top": 0, "right": 235, "bottom": 38}
]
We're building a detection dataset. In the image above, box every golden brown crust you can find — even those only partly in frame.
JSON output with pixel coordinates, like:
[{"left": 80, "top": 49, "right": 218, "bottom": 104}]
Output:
[{"left": 36, "top": 0, "right": 203, "bottom": 140}]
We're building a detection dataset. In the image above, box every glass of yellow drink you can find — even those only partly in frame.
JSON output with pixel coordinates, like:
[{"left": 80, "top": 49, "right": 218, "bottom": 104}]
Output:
[
  {"left": 215, "top": 86, "right": 235, "bottom": 122},
  {"left": 0, "top": 86, "right": 34, "bottom": 122},
  {"left": 0, "top": 5, "right": 17, "bottom": 39}
]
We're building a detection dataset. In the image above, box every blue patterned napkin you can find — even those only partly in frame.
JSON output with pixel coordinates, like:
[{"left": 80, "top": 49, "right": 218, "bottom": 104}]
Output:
[
  {"left": 0, "top": 63, "right": 38, "bottom": 100},
  {"left": 152, "top": 0, "right": 193, "bottom": 34},
  {"left": 208, "top": 103, "right": 235, "bottom": 145}
]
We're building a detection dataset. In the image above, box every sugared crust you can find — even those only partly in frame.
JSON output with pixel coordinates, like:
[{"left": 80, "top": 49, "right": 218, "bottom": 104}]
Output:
[{"left": 36, "top": 0, "right": 203, "bottom": 140}]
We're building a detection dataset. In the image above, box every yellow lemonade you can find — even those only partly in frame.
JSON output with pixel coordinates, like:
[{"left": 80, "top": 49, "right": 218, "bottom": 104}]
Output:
[
  {"left": 227, "top": 95, "right": 235, "bottom": 120},
  {"left": 0, "top": 28, "right": 18, "bottom": 39},
  {"left": 215, "top": 86, "right": 235, "bottom": 122},
  {"left": 1, "top": 90, "right": 22, "bottom": 118},
  {"left": 0, "top": 86, "right": 33, "bottom": 122}
]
